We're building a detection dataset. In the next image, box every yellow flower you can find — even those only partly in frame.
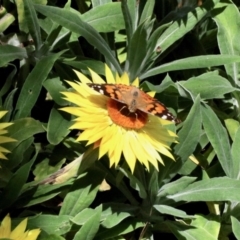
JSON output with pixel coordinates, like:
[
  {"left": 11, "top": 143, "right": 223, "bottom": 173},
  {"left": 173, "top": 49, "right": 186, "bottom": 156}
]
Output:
[
  {"left": 0, "top": 111, "right": 17, "bottom": 160},
  {"left": 61, "top": 65, "right": 177, "bottom": 172},
  {"left": 0, "top": 214, "right": 40, "bottom": 240}
]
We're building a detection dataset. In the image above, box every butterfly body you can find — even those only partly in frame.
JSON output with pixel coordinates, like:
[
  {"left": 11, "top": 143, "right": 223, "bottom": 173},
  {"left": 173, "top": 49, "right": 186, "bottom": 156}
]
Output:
[{"left": 88, "top": 83, "right": 180, "bottom": 123}]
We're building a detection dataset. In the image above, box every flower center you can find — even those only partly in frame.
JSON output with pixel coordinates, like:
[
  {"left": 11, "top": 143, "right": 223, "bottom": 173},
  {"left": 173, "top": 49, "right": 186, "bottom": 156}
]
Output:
[{"left": 107, "top": 99, "right": 148, "bottom": 129}]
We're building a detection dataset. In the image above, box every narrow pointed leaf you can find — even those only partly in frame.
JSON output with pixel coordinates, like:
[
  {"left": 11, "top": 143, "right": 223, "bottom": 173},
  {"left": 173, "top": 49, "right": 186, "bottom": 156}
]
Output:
[
  {"left": 212, "top": 1, "right": 240, "bottom": 84},
  {"left": 28, "top": 215, "right": 71, "bottom": 235},
  {"left": 82, "top": 2, "right": 124, "bottom": 32},
  {"left": 34, "top": 4, "right": 122, "bottom": 73},
  {"left": 231, "top": 216, "right": 240, "bottom": 240},
  {"left": 60, "top": 172, "right": 103, "bottom": 216},
  {"left": 158, "top": 0, "right": 219, "bottom": 53},
  {"left": 154, "top": 205, "right": 194, "bottom": 219},
  {"left": 121, "top": 0, "right": 133, "bottom": 41},
  {"left": 15, "top": 51, "right": 64, "bottom": 119},
  {"left": 179, "top": 72, "right": 236, "bottom": 99},
  {"left": 47, "top": 107, "right": 71, "bottom": 145},
  {"left": 23, "top": 0, "right": 42, "bottom": 49},
  {"left": 174, "top": 95, "right": 202, "bottom": 161},
  {"left": 169, "top": 177, "right": 240, "bottom": 202},
  {"left": 0, "top": 45, "right": 27, "bottom": 67},
  {"left": 139, "top": 0, "right": 155, "bottom": 25},
  {"left": 73, "top": 205, "right": 102, "bottom": 240},
  {"left": 202, "top": 104, "right": 233, "bottom": 177},
  {"left": 141, "top": 55, "right": 240, "bottom": 79},
  {"left": 0, "top": 152, "right": 37, "bottom": 208},
  {"left": 127, "top": 22, "right": 148, "bottom": 80},
  {"left": 231, "top": 127, "right": 240, "bottom": 179}
]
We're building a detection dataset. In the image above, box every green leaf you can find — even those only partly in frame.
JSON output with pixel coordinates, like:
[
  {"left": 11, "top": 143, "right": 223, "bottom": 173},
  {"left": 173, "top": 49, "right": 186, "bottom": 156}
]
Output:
[
  {"left": 169, "top": 177, "right": 240, "bottom": 202},
  {"left": 121, "top": 0, "right": 133, "bottom": 41},
  {"left": 174, "top": 95, "right": 202, "bottom": 161},
  {"left": 118, "top": 167, "right": 147, "bottom": 199},
  {"left": 73, "top": 205, "right": 102, "bottom": 240},
  {"left": 202, "top": 104, "right": 233, "bottom": 177},
  {"left": 0, "top": 45, "right": 27, "bottom": 67},
  {"left": 100, "top": 203, "right": 138, "bottom": 223},
  {"left": 157, "top": 176, "right": 197, "bottom": 204},
  {"left": 60, "top": 171, "right": 104, "bottom": 216},
  {"left": 139, "top": 0, "right": 155, "bottom": 25},
  {"left": 191, "top": 214, "right": 220, "bottom": 239},
  {"left": 17, "top": 180, "right": 73, "bottom": 207},
  {"left": 158, "top": 0, "right": 218, "bottom": 54},
  {"left": 0, "top": 65, "right": 17, "bottom": 98},
  {"left": 146, "top": 22, "right": 171, "bottom": 62},
  {"left": 231, "top": 127, "right": 240, "bottom": 179},
  {"left": 3, "top": 89, "right": 18, "bottom": 121},
  {"left": 5, "top": 118, "right": 45, "bottom": 151},
  {"left": 0, "top": 11, "right": 15, "bottom": 33},
  {"left": 127, "top": 21, "right": 148, "bottom": 80},
  {"left": 225, "top": 118, "right": 240, "bottom": 141},
  {"left": 71, "top": 208, "right": 96, "bottom": 225},
  {"left": 43, "top": 77, "right": 68, "bottom": 106},
  {"left": 167, "top": 214, "right": 220, "bottom": 240},
  {"left": 231, "top": 216, "right": 240, "bottom": 240},
  {"left": 6, "top": 137, "right": 33, "bottom": 169},
  {"left": 154, "top": 205, "right": 194, "bottom": 219},
  {"left": 0, "top": 151, "right": 37, "bottom": 208},
  {"left": 38, "top": 235, "right": 65, "bottom": 240},
  {"left": 28, "top": 215, "right": 71, "bottom": 235},
  {"left": 15, "top": 0, "right": 28, "bottom": 32},
  {"left": 96, "top": 218, "right": 144, "bottom": 240},
  {"left": 92, "top": 0, "right": 111, "bottom": 7},
  {"left": 47, "top": 106, "right": 71, "bottom": 145},
  {"left": 63, "top": 60, "right": 105, "bottom": 76},
  {"left": 34, "top": 4, "right": 122, "bottom": 73},
  {"left": 101, "top": 211, "right": 131, "bottom": 228},
  {"left": 23, "top": 0, "right": 42, "bottom": 49},
  {"left": 140, "top": 55, "right": 240, "bottom": 79},
  {"left": 147, "top": 169, "right": 159, "bottom": 201},
  {"left": 81, "top": 2, "right": 124, "bottom": 33},
  {"left": 47, "top": 25, "right": 69, "bottom": 51},
  {"left": 33, "top": 157, "right": 65, "bottom": 181},
  {"left": 15, "top": 51, "right": 64, "bottom": 119},
  {"left": 212, "top": 1, "right": 240, "bottom": 84},
  {"left": 179, "top": 72, "right": 236, "bottom": 99}
]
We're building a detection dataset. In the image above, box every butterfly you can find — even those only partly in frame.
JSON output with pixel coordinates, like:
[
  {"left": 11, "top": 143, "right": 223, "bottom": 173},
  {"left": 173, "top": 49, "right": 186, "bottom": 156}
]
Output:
[{"left": 88, "top": 83, "right": 180, "bottom": 123}]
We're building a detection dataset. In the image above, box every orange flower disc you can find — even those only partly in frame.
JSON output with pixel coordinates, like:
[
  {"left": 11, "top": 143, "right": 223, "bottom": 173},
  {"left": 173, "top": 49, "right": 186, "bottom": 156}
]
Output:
[{"left": 107, "top": 99, "right": 148, "bottom": 129}]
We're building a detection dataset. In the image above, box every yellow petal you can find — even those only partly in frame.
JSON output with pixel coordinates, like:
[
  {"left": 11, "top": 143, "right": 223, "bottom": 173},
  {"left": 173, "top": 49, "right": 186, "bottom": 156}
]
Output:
[
  {"left": 122, "top": 131, "right": 136, "bottom": 172},
  {"left": 0, "top": 111, "right": 7, "bottom": 119},
  {"left": 10, "top": 218, "right": 27, "bottom": 238},
  {"left": 131, "top": 78, "right": 139, "bottom": 87},
  {"left": 120, "top": 72, "right": 130, "bottom": 85},
  {"left": 0, "top": 136, "right": 17, "bottom": 144},
  {"left": 105, "top": 65, "right": 116, "bottom": 83},
  {"left": 25, "top": 229, "right": 41, "bottom": 240},
  {"left": 0, "top": 214, "right": 11, "bottom": 237},
  {"left": 73, "top": 70, "right": 92, "bottom": 84},
  {"left": 147, "top": 91, "right": 155, "bottom": 97},
  {"left": 88, "top": 68, "right": 105, "bottom": 83},
  {"left": 0, "top": 122, "right": 13, "bottom": 129}
]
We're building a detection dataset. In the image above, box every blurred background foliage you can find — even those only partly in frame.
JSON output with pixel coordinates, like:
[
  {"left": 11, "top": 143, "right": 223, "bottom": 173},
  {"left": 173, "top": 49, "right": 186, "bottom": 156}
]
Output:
[{"left": 1, "top": 0, "right": 240, "bottom": 239}]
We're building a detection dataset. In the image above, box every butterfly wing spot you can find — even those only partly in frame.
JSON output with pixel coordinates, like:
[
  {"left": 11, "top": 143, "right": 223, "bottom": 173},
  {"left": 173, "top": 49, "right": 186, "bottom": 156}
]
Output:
[
  {"left": 161, "top": 115, "right": 168, "bottom": 120},
  {"left": 132, "top": 91, "right": 138, "bottom": 97}
]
